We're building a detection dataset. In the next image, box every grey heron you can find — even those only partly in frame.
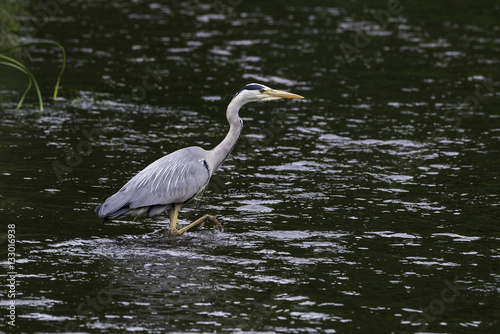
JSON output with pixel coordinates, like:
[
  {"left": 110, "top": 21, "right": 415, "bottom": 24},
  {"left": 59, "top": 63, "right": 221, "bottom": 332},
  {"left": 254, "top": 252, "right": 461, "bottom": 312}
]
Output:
[{"left": 95, "top": 83, "right": 304, "bottom": 235}]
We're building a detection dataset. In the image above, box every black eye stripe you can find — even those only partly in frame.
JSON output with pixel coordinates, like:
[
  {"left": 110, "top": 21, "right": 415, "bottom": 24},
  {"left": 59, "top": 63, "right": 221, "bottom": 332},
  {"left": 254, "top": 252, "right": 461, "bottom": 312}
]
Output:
[
  {"left": 243, "top": 84, "right": 264, "bottom": 91},
  {"left": 233, "top": 84, "right": 266, "bottom": 99}
]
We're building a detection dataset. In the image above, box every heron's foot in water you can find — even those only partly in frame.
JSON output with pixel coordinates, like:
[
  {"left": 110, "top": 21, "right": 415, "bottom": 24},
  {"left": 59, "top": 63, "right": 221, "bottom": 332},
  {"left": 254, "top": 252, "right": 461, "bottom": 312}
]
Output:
[
  {"left": 197, "top": 214, "right": 223, "bottom": 232},
  {"left": 169, "top": 214, "right": 223, "bottom": 235},
  {"left": 167, "top": 228, "right": 181, "bottom": 236}
]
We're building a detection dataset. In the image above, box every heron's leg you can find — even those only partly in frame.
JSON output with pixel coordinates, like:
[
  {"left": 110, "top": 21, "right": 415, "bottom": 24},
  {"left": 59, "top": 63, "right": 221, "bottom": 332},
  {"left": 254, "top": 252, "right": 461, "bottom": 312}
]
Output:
[
  {"left": 167, "top": 203, "right": 182, "bottom": 236},
  {"left": 176, "top": 214, "right": 223, "bottom": 234}
]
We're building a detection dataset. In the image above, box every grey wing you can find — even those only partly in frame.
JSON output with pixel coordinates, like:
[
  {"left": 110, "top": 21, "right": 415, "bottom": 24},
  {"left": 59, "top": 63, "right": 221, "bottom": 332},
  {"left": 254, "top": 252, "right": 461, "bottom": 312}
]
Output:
[{"left": 96, "top": 147, "right": 211, "bottom": 220}]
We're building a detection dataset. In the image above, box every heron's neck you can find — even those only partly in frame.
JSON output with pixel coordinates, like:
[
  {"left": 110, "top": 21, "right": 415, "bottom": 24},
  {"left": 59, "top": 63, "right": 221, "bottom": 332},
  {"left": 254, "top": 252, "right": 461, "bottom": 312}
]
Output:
[{"left": 208, "top": 97, "right": 245, "bottom": 173}]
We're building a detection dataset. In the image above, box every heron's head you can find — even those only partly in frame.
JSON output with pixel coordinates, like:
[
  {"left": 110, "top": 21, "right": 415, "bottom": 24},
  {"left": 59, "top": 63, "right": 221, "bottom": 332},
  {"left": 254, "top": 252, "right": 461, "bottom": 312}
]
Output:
[{"left": 232, "top": 83, "right": 304, "bottom": 105}]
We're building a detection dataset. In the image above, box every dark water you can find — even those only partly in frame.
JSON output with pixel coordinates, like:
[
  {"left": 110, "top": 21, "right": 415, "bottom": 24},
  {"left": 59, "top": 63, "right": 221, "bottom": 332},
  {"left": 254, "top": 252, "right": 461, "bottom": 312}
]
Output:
[{"left": 1, "top": 0, "right": 500, "bottom": 333}]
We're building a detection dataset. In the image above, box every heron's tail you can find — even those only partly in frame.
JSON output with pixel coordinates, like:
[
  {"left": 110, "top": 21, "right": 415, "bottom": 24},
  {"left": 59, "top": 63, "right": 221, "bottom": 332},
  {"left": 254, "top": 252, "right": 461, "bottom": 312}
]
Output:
[
  {"left": 95, "top": 203, "right": 110, "bottom": 224},
  {"left": 95, "top": 194, "right": 131, "bottom": 223}
]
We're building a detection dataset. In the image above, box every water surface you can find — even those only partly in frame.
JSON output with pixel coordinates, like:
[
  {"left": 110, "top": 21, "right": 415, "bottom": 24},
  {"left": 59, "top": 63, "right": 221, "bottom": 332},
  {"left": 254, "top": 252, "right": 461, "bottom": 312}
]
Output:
[{"left": 1, "top": 0, "right": 499, "bottom": 333}]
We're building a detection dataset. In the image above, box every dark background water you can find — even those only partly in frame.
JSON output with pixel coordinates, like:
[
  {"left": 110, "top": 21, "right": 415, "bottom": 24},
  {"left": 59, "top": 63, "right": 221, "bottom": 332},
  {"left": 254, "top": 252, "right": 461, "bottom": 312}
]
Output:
[{"left": 1, "top": 0, "right": 499, "bottom": 333}]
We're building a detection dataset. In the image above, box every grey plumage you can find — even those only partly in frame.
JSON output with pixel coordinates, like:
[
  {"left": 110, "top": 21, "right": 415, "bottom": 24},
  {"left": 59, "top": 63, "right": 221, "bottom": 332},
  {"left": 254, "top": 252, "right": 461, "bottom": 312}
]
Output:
[{"left": 96, "top": 147, "right": 211, "bottom": 222}]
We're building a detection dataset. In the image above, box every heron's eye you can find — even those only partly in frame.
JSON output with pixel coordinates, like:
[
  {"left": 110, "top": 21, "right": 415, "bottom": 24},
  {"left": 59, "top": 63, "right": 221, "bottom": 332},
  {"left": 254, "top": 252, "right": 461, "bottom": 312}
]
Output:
[{"left": 259, "top": 88, "right": 266, "bottom": 94}]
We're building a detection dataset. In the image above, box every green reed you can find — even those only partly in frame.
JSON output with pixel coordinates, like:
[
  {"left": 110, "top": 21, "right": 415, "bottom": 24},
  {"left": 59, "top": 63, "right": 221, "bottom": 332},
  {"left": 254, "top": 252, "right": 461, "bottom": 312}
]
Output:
[{"left": 0, "top": 41, "right": 66, "bottom": 111}]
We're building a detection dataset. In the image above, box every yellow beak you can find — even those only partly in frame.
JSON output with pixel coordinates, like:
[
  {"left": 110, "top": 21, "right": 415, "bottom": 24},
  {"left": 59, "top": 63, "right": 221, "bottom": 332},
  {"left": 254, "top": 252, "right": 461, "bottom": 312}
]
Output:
[{"left": 267, "top": 89, "right": 304, "bottom": 99}]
